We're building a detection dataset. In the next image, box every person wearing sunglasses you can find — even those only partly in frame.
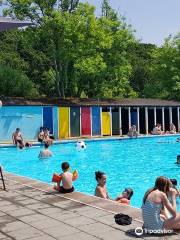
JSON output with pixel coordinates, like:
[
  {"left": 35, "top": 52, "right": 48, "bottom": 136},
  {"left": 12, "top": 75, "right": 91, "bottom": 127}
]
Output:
[{"left": 115, "top": 188, "right": 134, "bottom": 205}]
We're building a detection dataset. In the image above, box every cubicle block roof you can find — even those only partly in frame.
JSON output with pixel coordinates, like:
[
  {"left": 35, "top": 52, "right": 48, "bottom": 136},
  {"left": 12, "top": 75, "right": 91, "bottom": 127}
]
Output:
[
  {"left": 1, "top": 97, "right": 180, "bottom": 107},
  {"left": 0, "top": 17, "right": 32, "bottom": 31}
]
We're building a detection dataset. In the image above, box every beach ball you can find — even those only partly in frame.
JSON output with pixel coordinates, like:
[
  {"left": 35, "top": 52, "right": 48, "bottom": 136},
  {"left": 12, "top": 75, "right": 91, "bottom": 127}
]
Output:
[{"left": 76, "top": 140, "right": 86, "bottom": 150}]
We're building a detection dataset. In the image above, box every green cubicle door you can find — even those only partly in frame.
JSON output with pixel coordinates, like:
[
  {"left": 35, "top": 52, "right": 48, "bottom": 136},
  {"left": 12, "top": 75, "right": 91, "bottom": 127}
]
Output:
[
  {"left": 70, "top": 107, "right": 80, "bottom": 137},
  {"left": 112, "top": 107, "right": 119, "bottom": 135}
]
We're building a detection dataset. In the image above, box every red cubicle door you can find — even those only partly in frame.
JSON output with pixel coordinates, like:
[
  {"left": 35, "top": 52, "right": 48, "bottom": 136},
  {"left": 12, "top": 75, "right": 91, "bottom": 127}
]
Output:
[{"left": 81, "top": 107, "right": 91, "bottom": 135}]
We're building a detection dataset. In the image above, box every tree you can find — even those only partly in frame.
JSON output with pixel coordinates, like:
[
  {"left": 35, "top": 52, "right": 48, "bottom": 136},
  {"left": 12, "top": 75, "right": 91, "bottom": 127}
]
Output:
[
  {"left": 2, "top": 0, "right": 79, "bottom": 21},
  {"left": 0, "top": 65, "right": 38, "bottom": 97},
  {"left": 1, "top": 0, "right": 138, "bottom": 98},
  {"left": 2, "top": 0, "right": 82, "bottom": 97},
  {"left": 143, "top": 35, "right": 180, "bottom": 100},
  {"left": 46, "top": 3, "right": 112, "bottom": 97},
  {"left": 102, "top": 0, "right": 117, "bottom": 20},
  {"left": 128, "top": 43, "right": 156, "bottom": 97},
  {"left": 60, "top": 0, "right": 79, "bottom": 12},
  {"left": 0, "top": 30, "right": 28, "bottom": 71},
  {"left": 99, "top": 2, "right": 137, "bottom": 98}
]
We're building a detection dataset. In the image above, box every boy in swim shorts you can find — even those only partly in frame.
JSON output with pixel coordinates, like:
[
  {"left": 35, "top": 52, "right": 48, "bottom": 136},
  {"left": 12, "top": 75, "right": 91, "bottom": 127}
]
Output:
[{"left": 54, "top": 162, "right": 76, "bottom": 193}]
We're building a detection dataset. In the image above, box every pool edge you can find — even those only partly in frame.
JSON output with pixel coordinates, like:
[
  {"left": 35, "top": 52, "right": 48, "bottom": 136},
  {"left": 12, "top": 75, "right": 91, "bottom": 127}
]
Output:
[
  {"left": 1, "top": 133, "right": 180, "bottom": 148},
  {"left": 3, "top": 171, "right": 143, "bottom": 222}
]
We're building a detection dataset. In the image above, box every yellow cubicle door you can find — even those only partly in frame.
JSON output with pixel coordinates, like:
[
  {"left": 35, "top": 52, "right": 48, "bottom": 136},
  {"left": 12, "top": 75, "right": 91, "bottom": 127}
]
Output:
[
  {"left": 102, "top": 112, "right": 111, "bottom": 136},
  {"left": 58, "top": 107, "right": 69, "bottom": 138}
]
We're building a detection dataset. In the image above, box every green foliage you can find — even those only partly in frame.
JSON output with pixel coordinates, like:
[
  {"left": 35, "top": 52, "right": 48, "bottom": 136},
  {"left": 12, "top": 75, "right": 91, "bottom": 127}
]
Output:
[
  {"left": 1, "top": 0, "right": 180, "bottom": 100},
  {"left": 128, "top": 43, "right": 156, "bottom": 96},
  {"left": 3, "top": 0, "right": 79, "bottom": 20},
  {"left": 0, "top": 31, "right": 29, "bottom": 70},
  {"left": 101, "top": 0, "right": 118, "bottom": 21},
  {"left": 60, "top": 0, "right": 79, "bottom": 12},
  {"left": 143, "top": 36, "right": 180, "bottom": 100},
  {"left": 0, "top": 65, "right": 38, "bottom": 97}
]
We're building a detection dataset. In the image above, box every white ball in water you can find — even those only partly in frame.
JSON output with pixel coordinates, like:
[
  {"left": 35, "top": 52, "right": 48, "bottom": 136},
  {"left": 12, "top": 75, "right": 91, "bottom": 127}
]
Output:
[
  {"left": 0, "top": 100, "right": 2, "bottom": 107},
  {"left": 76, "top": 141, "right": 86, "bottom": 150}
]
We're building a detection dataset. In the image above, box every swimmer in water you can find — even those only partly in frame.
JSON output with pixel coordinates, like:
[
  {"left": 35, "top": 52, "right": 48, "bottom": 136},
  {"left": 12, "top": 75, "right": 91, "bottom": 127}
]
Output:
[{"left": 175, "top": 155, "right": 180, "bottom": 164}]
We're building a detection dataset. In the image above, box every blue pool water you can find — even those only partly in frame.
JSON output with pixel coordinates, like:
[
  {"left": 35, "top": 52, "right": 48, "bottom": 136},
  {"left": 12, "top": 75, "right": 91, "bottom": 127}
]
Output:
[{"left": 0, "top": 136, "right": 180, "bottom": 211}]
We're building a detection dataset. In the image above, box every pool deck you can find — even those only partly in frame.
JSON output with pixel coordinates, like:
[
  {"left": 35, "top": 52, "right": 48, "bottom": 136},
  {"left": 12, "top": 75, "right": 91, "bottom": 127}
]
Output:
[
  {"left": 1, "top": 133, "right": 180, "bottom": 147},
  {"left": 0, "top": 173, "right": 179, "bottom": 240}
]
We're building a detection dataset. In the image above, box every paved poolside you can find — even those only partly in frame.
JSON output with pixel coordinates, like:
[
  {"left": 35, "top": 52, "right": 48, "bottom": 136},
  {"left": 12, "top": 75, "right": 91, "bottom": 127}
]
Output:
[{"left": 0, "top": 173, "right": 179, "bottom": 240}]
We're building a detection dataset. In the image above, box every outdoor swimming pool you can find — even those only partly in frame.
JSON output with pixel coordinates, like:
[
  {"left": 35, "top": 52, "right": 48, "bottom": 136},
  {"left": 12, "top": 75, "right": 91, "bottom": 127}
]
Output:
[{"left": 0, "top": 136, "right": 180, "bottom": 211}]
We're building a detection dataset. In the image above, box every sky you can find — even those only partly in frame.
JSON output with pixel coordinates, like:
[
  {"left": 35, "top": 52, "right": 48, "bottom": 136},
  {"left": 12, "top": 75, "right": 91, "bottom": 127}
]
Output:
[
  {"left": 1, "top": 1, "right": 180, "bottom": 46},
  {"left": 81, "top": 0, "right": 180, "bottom": 46}
]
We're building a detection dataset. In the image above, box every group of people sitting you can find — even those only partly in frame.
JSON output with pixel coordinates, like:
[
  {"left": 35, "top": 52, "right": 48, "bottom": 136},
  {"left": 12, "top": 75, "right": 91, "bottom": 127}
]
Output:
[
  {"left": 12, "top": 127, "right": 53, "bottom": 157},
  {"left": 151, "top": 123, "right": 176, "bottom": 135},
  {"left": 52, "top": 165, "right": 133, "bottom": 205},
  {"left": 142, "top": 176, "right": 180, "bottom": 231},
  {"left": 38, "top": 127, "right": 54, "bottom": 145},
  {"left": 94, "top": 174, "right": 180, "bottom": 231},
  {"left": 12, "top": 127, "right": 54, "bottom": 149},
  {"left": 52, "top": 167, "right": 180, "bottom": 232},
  {"left": 127, "top": 123, "right": 177, "bottom": 137},
  {"left": 12, "top": 123, "right": 178, "bottom": 146}
]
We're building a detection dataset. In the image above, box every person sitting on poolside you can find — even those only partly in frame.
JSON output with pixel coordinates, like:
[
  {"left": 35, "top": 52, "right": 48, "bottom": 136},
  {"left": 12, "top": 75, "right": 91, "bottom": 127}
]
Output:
[
  {"left": 12, "top": 128, "right": 24, "bottom": 147},
  {"left": 95, "top": 171, "right": 110, "bottom": 199},
  {"left": 38, "top": 143, "right": 52, "bottom": 158},
  {"left": 161, "top": 178, "right": 179, "bottom": 219},
  {"left": 38, "top": 127, "right": 44, "bottom": 142},
  {"left": 115, "top": 188, "right": 134, "bottom": 205},
  {"left": 127, "top": 125, "right": 138, "bottom": 138},
  {"left": 43, "top": 128, "right": 53, "bottom": 145},
  {"left": 166, "top": 123, "right": 176, "bottom": 134},
  {"left": 47, "top": 128, "right": 55, "bottom": 140},
  {"left": 169, "top": 179, "right": 180, "bottom": 199},
  {"left": 54, "top": 162, "right": 75, "bottom": 193},
  {"left": 151, "top": 123, "right": 163, "bottom": 135},
  {"left": 142, "top": 176, "right": 180, "bottom": 232}
]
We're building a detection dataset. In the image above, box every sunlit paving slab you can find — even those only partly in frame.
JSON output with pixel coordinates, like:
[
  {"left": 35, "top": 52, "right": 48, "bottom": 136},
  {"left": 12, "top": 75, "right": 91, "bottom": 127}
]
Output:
[{"left": 0, "top": 173, "right": 179, "bottom": 240}]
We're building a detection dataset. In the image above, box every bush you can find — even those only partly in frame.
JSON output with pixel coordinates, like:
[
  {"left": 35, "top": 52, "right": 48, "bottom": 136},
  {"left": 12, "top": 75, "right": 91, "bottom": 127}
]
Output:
[{"left": 0, "top": 65, "right": 38, "bottom": 97}]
